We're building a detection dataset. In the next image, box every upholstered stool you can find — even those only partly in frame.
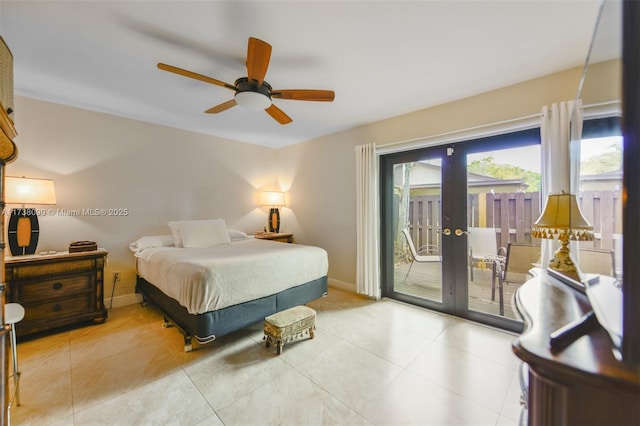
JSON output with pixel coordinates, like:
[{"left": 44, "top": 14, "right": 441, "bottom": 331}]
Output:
[
  {"left": 5, "top": 303, "right": 25, "bottom": 408},
  {"left": 264, "top": 305, "right": 316, "bottom": 354}
]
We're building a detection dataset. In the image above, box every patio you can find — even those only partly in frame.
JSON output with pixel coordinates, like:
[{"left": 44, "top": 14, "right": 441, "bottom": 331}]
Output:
[{"left": 393, "top": 260, "right": 523, "bottom": 321}]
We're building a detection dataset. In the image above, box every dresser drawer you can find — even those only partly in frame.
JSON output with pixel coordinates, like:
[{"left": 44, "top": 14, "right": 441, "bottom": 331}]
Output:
[
  {"left": 23, "top": 293, "right": 93, "bottom": 323},
  {"left": 16, "top": 273, "right": 93, "bottom": 303},
  {"left": 7, "top": 257, "right": 100, "bottom": 279}
]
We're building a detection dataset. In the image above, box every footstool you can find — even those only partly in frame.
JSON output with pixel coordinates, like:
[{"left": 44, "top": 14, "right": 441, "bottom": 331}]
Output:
[{"left": 264, "top": 305, "right": 316, "bottom": 354}]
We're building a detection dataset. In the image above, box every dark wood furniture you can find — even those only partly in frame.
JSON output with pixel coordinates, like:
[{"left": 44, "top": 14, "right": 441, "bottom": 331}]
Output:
[
  {"left": 5, "top": 250, "right": 108, "bottom": 337},
  {"left": 513, "top": 271, "right": 640, "bottom": 425},
  {"left": 254, "top": 232, "right": 294, "bottom": 243},
  {"left": 0, "top": 34, "right": 19, "bottom": 424}
]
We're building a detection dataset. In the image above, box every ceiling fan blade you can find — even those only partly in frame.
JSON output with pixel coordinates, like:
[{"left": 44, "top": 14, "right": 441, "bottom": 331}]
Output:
[
  {"left": 265, "top": 104, "right": 292, "bottom": 125},
  {"left": 157, "top": 63, "right": 235, "bottom": 90},
  {"left": 246, "top": 37, "right": 272, "bottom": 86},
  {"left": 271, "top": 89, "right": 335, "bottom": 102},
  {"left": 205, "top": 99, "right": 237, "bottom": 114}
]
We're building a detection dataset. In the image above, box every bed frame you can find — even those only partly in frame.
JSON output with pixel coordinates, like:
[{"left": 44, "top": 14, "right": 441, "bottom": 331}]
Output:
[{"left": 136, "top": 275, "right": 328, "bottom": 351}]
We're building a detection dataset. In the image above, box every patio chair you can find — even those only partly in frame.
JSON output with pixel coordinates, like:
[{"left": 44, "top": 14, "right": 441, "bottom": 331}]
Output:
[
  {"left": 578, "top": 247, "right": 614, "bottom": 277},
  {"left": 467, "top": 227, "right": 506, "bottom": 282},
  {"left": 402, "top": 229, "right": 440, "bottom": 283},
  {"left": 496, "top": 243, "right": 541, "bottom": 316}
]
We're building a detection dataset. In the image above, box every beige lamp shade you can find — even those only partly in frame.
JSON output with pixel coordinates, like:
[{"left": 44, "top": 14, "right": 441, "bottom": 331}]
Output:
[
  {"left": 532, "top": 192, "right": 593, "bottom": 276},
  {"left": 259, "top": 191, "right": 285, "bottom": 207},
  {"left": 5, "top": 176, "right": 57, "bottom": 205},
  {"left": 532, "top": 192, "right": 593, "bottom": 241}
]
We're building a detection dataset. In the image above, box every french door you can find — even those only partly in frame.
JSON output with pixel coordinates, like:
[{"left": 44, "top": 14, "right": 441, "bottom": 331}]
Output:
[{"left": 380, "top": 129, "right": 541, "bottom": 331}]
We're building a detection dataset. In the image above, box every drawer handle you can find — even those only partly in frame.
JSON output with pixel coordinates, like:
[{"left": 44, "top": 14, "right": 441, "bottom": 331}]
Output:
[
  {"left": 53, "top": 282, "right": 63, "bottom": 290},
  {"left": 53, "top": 304, "right": 62, "bottom": 312}
]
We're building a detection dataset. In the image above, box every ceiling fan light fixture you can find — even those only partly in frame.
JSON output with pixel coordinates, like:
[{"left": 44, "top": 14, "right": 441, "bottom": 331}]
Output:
[{"left": 234, "top": 91, "right": 271, "bottom": 110}]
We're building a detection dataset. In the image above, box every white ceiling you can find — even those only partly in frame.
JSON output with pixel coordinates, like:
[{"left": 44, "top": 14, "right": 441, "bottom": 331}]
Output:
[{"left": 1, "top": 1, "right": 606, "bottom": 148}]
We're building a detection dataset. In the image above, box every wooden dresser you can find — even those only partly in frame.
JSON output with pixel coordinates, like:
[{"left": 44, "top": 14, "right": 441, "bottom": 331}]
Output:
[
  {"left": 5, "top": 249, "right": 108, "bottom": 337},
  {"left": 512, "top": 271, "right": 640, "bottom": 425}
]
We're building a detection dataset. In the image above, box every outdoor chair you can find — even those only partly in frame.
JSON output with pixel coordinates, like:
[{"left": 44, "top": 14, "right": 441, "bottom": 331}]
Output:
[
  {"left": 496, "top": 243, "right": 541, "bottom": 316},
  {"left": 578, "top": 247, "right": 615, "bottom": 277},
  {"left": 402, "top": 229, "right": 440, "bottom": 283},
  {"left": 467, "top": 227, "right": 506, "bottom": 282}
]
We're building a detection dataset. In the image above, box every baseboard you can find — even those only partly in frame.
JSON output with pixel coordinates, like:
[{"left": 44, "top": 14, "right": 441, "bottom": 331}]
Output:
[
  {"left": 328, "top": 278, "right": 356, "bottom": 293},
  {"left": 106, "top": 292, "right": 143, "bottom": 309}
]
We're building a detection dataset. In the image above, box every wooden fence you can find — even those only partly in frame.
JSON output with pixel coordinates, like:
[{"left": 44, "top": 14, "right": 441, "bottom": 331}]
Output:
[{"left": 405, "top": 190, "right": 622, "bottom": 252}]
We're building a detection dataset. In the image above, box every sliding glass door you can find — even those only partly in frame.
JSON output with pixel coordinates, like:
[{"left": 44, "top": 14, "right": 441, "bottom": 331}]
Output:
[{"left": 381, "top": 129, "right": 541, "bottom": 331}]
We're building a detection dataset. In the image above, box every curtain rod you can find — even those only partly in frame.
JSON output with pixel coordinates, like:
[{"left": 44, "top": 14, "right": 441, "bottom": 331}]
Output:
[{"left": 376, "top": 100, "right": 621, "bottom": 154}]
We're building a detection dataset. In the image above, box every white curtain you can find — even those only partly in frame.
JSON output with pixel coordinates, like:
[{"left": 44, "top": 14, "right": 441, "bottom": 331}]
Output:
[
  {"left": 355, "top": 143, "right": 381, "bottom": 299},
  {"left": 539, "top": 100, "right": 583, "bottom": 265}
]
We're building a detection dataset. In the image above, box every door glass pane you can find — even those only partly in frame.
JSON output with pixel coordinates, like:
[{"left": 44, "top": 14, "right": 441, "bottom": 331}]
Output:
[
  {"left": 467, "top": 145, "right": 541, "bottom": 319},
  {"left": 393, "top": 159, "right": 442, "bottom": 303},
  {"left": 578, "top": 135, "right": 623, "bottom": 280}
]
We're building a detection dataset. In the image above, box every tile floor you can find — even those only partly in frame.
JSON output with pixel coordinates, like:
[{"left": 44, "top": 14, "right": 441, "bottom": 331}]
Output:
[{"left": 10, "top": 288, "right": 524, "bottom": 425}]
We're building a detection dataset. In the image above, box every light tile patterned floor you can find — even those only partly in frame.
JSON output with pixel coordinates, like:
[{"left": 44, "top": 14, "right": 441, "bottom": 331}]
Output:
[{"left": 10, "top": 288, "right": 523, "bottom": 425}]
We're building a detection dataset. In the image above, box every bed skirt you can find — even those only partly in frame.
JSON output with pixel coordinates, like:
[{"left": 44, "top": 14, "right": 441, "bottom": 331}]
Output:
[{"left": 136, "top": 275, "right": 328, "bottom": 350}]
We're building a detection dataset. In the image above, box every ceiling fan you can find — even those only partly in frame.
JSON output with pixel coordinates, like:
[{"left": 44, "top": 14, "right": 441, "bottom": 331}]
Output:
[{"left": 157, "top": 37, "right": 335, "bottom": 125}]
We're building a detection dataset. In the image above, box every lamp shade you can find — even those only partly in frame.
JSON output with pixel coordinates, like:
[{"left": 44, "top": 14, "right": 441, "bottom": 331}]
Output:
[
  {"left": 6, "top": 176, "right": 56, "bottom": 205},
  {"left": 259, "top": 191, "right": 285, "bottom": 207},
  {"left": 532, "top": 192, "right": 593, "bottom": 240}
]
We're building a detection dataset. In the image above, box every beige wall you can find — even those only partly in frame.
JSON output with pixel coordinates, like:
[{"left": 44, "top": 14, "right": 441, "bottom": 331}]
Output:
[
  {"left": 9, "top": 61, "right": 617, "bottom": 301},
  {"left": 10, "top": 97, "right": 283, "bottom": 305}
]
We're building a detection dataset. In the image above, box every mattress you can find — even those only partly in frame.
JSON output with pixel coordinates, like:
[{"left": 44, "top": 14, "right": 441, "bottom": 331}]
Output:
[{"left": 135, "top": 238, "right": 328, "bottom": 314}]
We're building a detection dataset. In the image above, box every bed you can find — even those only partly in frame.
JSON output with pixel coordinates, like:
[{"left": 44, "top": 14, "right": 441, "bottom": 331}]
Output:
[{"left": 131, "top": 221, "right": 328, "bottom": 351}]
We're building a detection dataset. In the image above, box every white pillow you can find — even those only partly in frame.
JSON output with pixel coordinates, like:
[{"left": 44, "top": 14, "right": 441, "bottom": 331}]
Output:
[
  {"left": 178, "top": 219, "right": 231, "bottom": 248},
  {"left": 227, "top": 229, "right": 248, "bottom": 240},
  {"left": 129, "top": 235, "right": 174, "bottom": 252},
  {"left": 167, "top": 221, "right": 183, "bottom": 248}
]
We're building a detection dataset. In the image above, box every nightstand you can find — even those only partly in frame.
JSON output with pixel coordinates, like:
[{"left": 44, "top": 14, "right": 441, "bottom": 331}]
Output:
[
  {"left": 254, "top": 233, "right": 294, "bottom": 243},
  {"left": 4, "top": 249, "right": 108, "bottom": 337}
]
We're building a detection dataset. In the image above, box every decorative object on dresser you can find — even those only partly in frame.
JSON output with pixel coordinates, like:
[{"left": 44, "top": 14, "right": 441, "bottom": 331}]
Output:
[
  {"left": 254, "top": 232, "right": 294, "bottom": 243},
  {"left": 531, "top": 191, "right": 593, "bottom": 281},
  {"left": 68, "top": 240, "right": 98, "bottom": 253},
  {"left": 5, "top": 176, "right": 57, "bottom": 256},
  {"left": 259, "top": 191, "right": 286, "bottom": 233},
  {"left": 5, "top": 250, "right": 108, "bottom": 337}
]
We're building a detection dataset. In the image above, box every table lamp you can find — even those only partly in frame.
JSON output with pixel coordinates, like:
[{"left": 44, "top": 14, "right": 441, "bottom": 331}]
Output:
[
  {"left": 5, "top": 176, "right": 56, "bottom": 255},
  {"left": 531, "top": 191, "right": 593, "bottom": 280},
  {"left": 260, "top": 191, "right": 285, "bottom": 233}
]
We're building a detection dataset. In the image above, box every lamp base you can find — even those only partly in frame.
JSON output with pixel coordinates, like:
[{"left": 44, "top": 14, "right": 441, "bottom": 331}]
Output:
[
  {"left": 7, "top": 208, "right": 40, "bottom": 256},
  {"left": 268, "top": 207, "right": 280, "bottom": 233},
  {"left": 548, "top": 241, "right": 580, "bottom": 281}
]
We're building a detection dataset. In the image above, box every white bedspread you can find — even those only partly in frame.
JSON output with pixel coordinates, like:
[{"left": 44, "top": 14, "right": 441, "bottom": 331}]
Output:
[{"left": 135, "top": 238, "right": 328, "bottom": 314}]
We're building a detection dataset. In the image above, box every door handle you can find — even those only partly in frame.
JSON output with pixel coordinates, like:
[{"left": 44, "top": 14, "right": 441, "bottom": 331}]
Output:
[
  {"left": 455, "top": 228, "right": 468, "bottom": 237},
  {"left": 442, "top": 228, "right": 451, "bottom": 236}
]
